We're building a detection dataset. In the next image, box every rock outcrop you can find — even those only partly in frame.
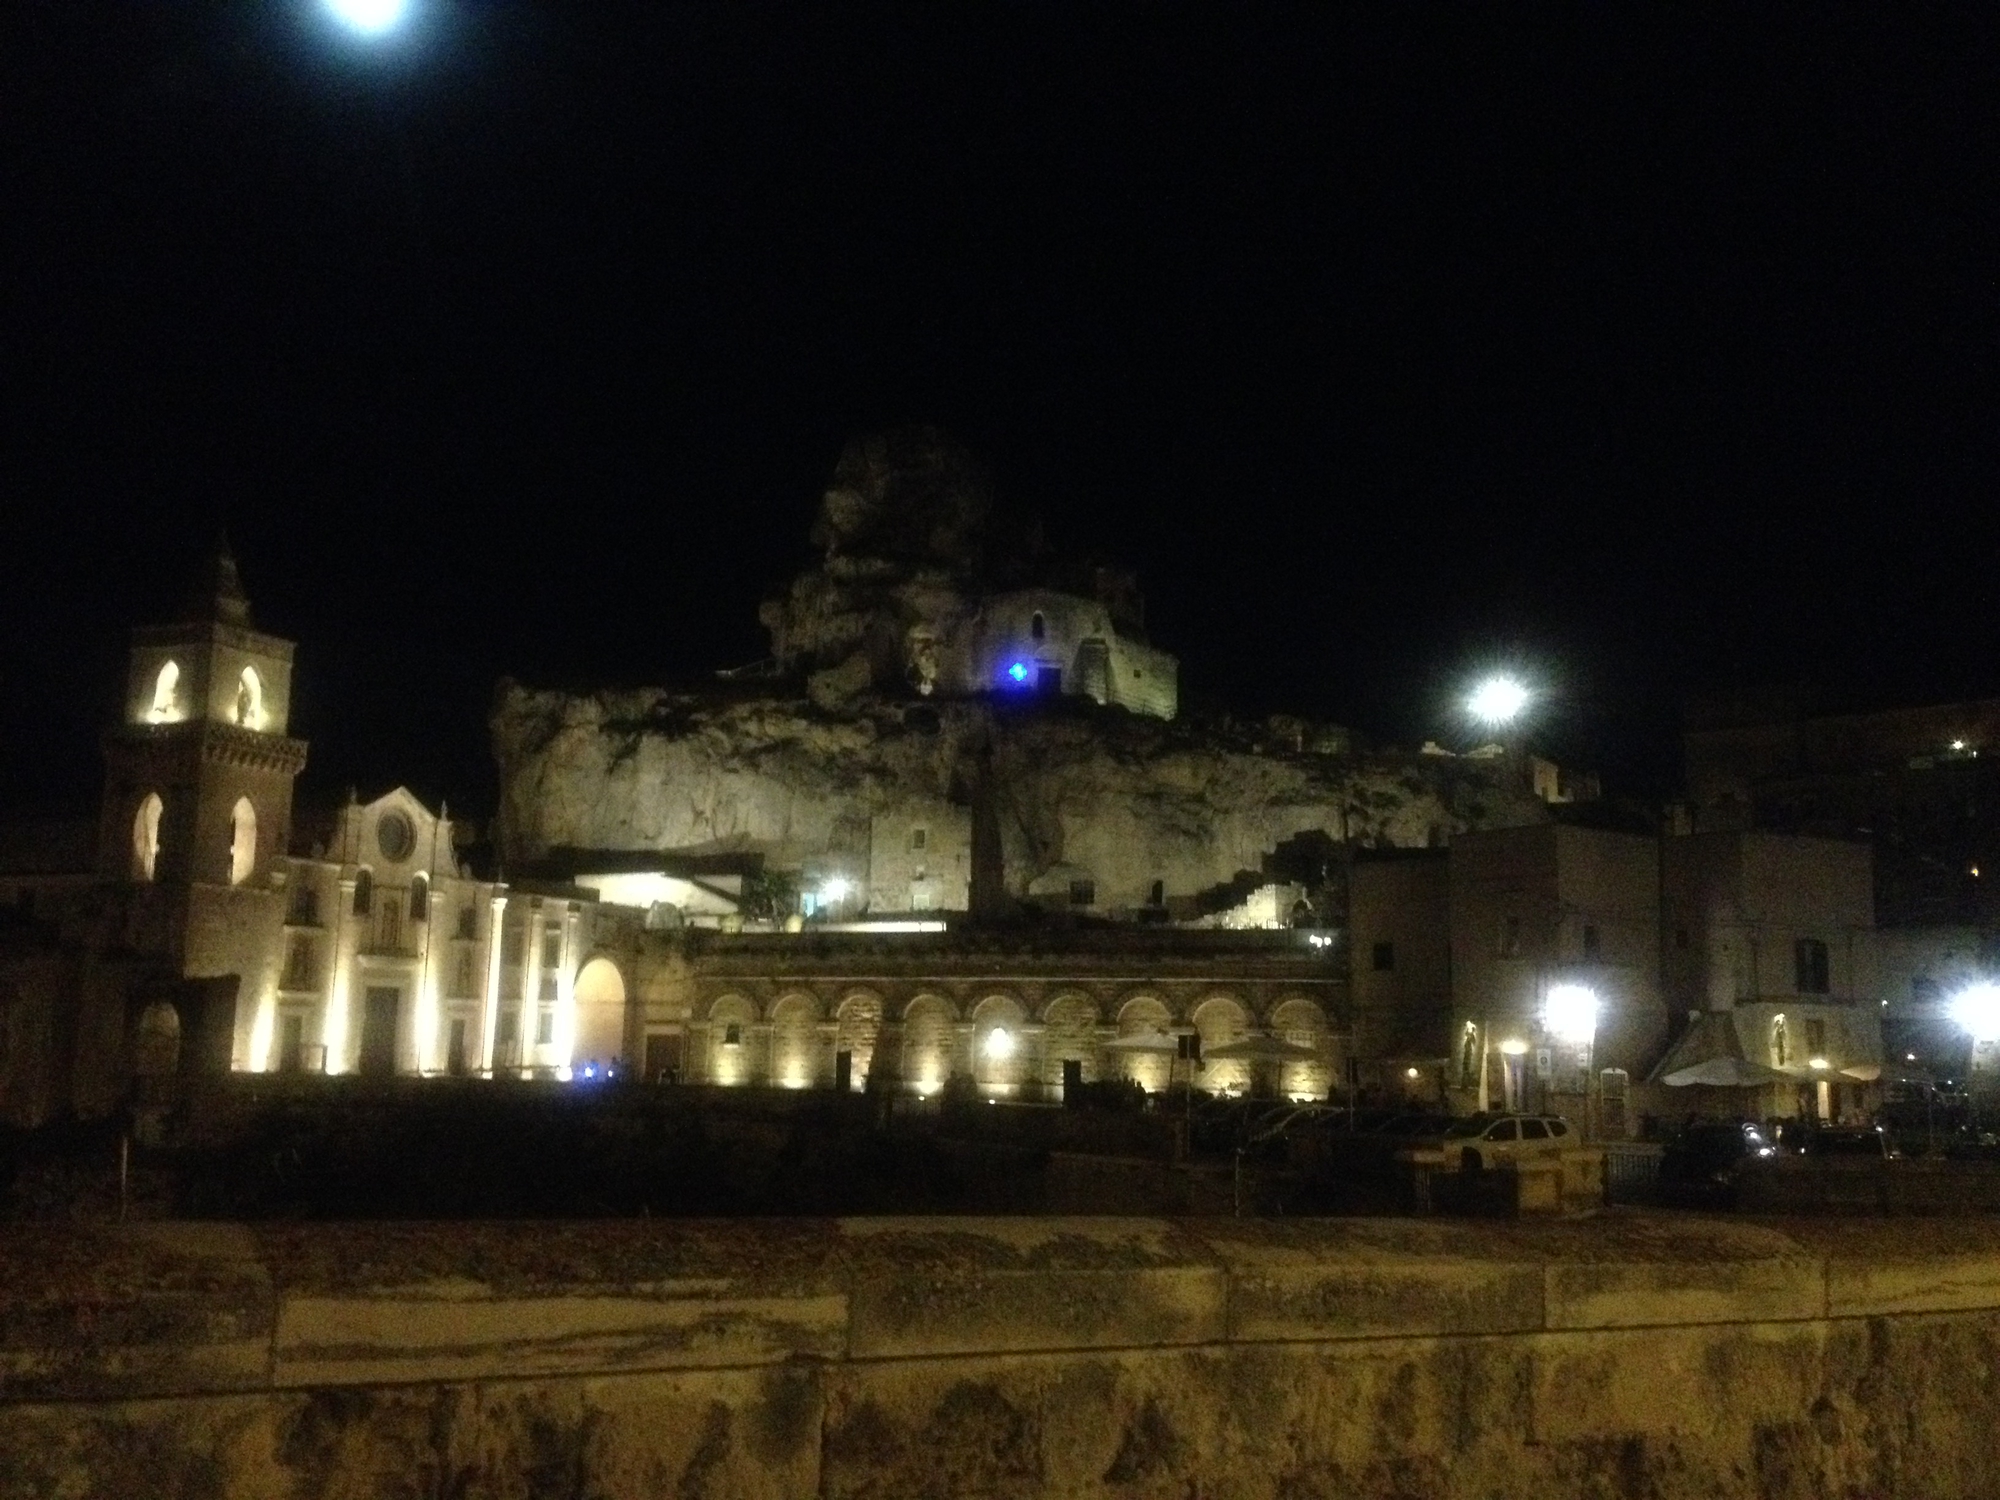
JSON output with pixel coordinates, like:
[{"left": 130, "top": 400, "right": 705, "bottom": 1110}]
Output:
[{"left": 491, "top": 683, "right": 1547, "bottom": 914}]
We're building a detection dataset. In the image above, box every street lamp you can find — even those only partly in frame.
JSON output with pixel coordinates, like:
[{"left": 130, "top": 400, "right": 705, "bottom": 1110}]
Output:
[
  {"left": 323, "top": 0, "right": 410, "bottom": 35},
  {"left": 1467, "top": 675, "right": 1530, "bottom": 728},
  {"left": 1949, "top": 982, "right": 2000, "bottom": 1043}
]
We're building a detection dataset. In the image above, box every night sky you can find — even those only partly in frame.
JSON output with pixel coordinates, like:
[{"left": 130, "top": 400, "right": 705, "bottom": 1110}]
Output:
[{"left": 6, "top": 5, "right": 1999, "bottom": 820}]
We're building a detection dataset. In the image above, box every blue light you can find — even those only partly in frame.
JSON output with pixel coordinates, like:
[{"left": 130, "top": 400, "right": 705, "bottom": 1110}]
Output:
[{"left": 1006, "top": 662, "right": 1031, "bottom": 684}]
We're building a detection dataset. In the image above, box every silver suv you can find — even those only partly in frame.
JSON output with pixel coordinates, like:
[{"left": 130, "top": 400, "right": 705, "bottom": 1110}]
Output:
[{"left": 1443, "top": 1113, "right": 1576, "bottom": 1170}]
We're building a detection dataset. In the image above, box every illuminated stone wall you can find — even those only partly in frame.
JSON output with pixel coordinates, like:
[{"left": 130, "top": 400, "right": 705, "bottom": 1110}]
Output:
[
  {"left": 643, "top": 931, "right": 1346, "bottom": 1101},
  {"left": 16, "top": 1217, "right": 2000, "bottom": 1500}
]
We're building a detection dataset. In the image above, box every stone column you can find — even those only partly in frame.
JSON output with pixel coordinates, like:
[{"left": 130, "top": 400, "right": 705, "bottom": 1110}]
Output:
[
  {"left": 520, "top": 899, "right": 544, "bottom": 1076},
  {"left": 558, "top": 902, "right": 581, "bottom": 1075},
  {"left": 1021, "top": 1021, "right": 1048, "bottom": 1101},
  {"left": 750, "top": 1022, "right": 775, "bottom": 1086},
  {"left": 324, "top": 875, "right": 358, "bottom": 1074},
  {"left": 480, "top": 890, "right": 508, "bottom": 1074}
]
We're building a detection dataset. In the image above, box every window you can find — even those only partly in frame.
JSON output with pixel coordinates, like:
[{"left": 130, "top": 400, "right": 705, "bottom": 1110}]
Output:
[
  {"left": 353, "top": 870, "right": 373, "bottom": 916},
  {"left": 234, "top": 666, "right": 263, "bottom": 729},
  {"left": 542, "top": 931, "right": 562, "bottom": 970},
  {"left": 497, "top": 1011, "right": 518, "bottom": 1045},
  {"left": 1149, "top": 880, "right": 1165, "bottom": 907},
  {"left": 409, "top": 874, "right": 428, "bottom": 922},
  {"left": 1069, "top": 878, "right": 1095, "bottom": 907},
  {"left": 1794, "top": 938, "right": 1831, "bottom": 995},
  {"left": 452, "top": 950, "right": 477, "bottom": 999},
  {"left": 911, "top": 826, "right": 927, "bottom": 852},
  {"left": 1804, "top": 1017, "right": 1827, "bottom": 1055},
  {"left": 456, "top": 905, "right": 477, "bottom": 941},
  {"left": 148, "top": 661, "right": 180, "bottom": 721},
  {"left": 278, "top": 1014, "right": 304, "bottom": 1073},
  {"left": 1499, "top": 916, "right": 1522, "bottom": 958},
  {"left": 228, "top": 797, "right": 257, "bottom": 886},
  {"left": 1485, "top": 1120, "right": 1518, "bottom": 1142},
  {"left": 1520, "top": 1118, "right": 1550, "bottom": 1140},
  {"left": 535, "top": 1009, "right": 554, "bottom": 1046},
  {"left": 1548, "top": 1119, "right": 1570, "bottom": 1138},
  {"left": 540, "top": 970, "right": 559, "bottom": 1003},
  {"left": 132, "top": 793, "right": 163, "bottom": 882},
  {"left": 288, "top": 885, "right": 319, "bottom": 925},
  {"left": 1582, "top": 924, "right": 1600, "bottom": 960},
  {"left": 1371, "top": 941, "right": 1396, "bottom": 972},
  {"left": 1030, "top": 611, "right": 1046, "bottom": 641},
  {"left": 376, "top": 811, "right": 415, "bottom": 862},
  {"left": 282, "top": 938, "right": 319, "bottom": 991},
  {"left": 723, "top": 1023, "right": 743, "bottom": 1047}
]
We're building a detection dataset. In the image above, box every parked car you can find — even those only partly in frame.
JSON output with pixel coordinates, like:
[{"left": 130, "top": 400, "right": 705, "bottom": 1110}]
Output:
[
  {"left": 1442, "top": 1113, "right": 1577, "bottom": 1171},
  {"left": 1804, "top": 1124, "right": 1900, "bottom": 1161},
  {"left": 1659, "top": 1121, "right": 1776, "bottom": 1207}
]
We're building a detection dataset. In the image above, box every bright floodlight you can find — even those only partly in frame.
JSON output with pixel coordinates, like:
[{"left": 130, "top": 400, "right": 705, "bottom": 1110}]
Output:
[
  {"left": 983, "top": 1027, "right": 1015, "bottom": 1061},
  {"left": 1543, "top": 983, "right": 1599, "bottom": 1045},
  {"left": 1951, "top": 982, "right": 2000, "bottom": 1042},
  {"left": 819, "top": 876, "right": 851, "bottom": 905},
  {"left": 1468, "top": 675, "right": 1530, "bottom": 726},
  {"left": 324, "top": 0, "right": 408, "bottom": 36}
]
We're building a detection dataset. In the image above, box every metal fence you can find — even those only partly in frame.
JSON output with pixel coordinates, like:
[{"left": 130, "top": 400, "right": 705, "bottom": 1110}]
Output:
[{"left": 1601, "top": 1141, "right": 1663, "bottom": 1205}]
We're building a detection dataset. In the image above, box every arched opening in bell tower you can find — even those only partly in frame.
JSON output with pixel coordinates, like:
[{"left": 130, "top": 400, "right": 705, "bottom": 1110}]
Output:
[
  {"left": 229, "top": 798, "right": 257, "bottom": 885},
  {"left": 148, "top": 662, "right": 181, "bottom": 722},
  {"left": 132, "top": 792, "right": 163, "bottom": 881},
  {"left": 234, "top": 667, "right": 264, "bottom": 729}
]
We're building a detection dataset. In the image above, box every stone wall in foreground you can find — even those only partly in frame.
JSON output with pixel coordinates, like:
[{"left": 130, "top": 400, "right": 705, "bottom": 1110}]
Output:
[{"left": 6, "top": 1214, "right": 2000, "bottom": 1498}]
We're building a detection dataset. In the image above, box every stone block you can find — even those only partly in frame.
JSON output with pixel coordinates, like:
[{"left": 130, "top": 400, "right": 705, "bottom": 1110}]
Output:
[
  {"left": 273, "top": 1290, "right": 848, "bottom": 1387},
  {"left": 840, "top": 1217, "right": 1226, "bottom": 1358},
  {"left": 1826, "top": 1250, "right": 2000, "bottom": 1318},
  {"left": 1529, "top": 1320, "right": 1827, "bottom": 1444},
  {"left": 1544, "top": 1255, "right": 1824, "bottom": 1330},
  {"left": 1204, "top": 1223, "right": 1543, "bottom": 1341}
]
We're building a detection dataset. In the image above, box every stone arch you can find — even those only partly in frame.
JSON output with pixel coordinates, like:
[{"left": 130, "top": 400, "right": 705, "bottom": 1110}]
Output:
[
  {"left": 769, "top": 992, "right": 822, "bottom": 1089},
  {"left": 132, "top": 792, "right": 163, "bottom": 882},
  {"left": 707, "top": 993, "right": 758, "bottom": 1085},
  {"left": 234, "top": 666, "right": 264, "bottom": 728},
  {"left": 1040, "top": 992, "right": 1100, "bottom": 1092},
  {"left": 834, "top": 991, "right": 884, "bottom": 1092},
  {"left": 228, "top": 797, "right": 257, "bottom": 886},
  {"left": 901, "top": 993, "right": 957, "bottom": 1094},
  {"left": 970, "top": 993, "right": 1029, "bottom": 1095},
  {"left": 571, "top": 956, "right": 627, "bottom": 1073},
  {"left": 1192, "top": 994, "right": 1251, "bottom": 1096},
  {"left": 1269, "top": 997, "right": 1333, "bottom": 1101},
  {"left": 149, "top": 661, "right": 180, "bottom": 721},
  {"left": 1114, "top": 993, "right": 1173, "bottom": 1091}
]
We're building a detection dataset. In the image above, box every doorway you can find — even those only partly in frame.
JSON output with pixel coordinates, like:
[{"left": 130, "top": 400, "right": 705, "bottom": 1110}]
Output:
[
  {"left": 359, "top": 987, "right": 400, "bottom": 1076},
  {"left": 644, "top": 1031, "right": 684, "bottom": 1084},
  {"left": 447, "top": 1018, "right": 468, "bottom": 1076}
]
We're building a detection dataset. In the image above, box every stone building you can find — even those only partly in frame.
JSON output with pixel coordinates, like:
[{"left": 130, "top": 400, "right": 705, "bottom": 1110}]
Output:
[
  {"left": 623, "top": 927, "right": 1342, "bottom": 1102},
  {"left": 1446, "top": 824, "right": 1667, "bottom": 1126},
  {"left": 1655, "top": 830, "right": 1884, "bottom": 1122}
]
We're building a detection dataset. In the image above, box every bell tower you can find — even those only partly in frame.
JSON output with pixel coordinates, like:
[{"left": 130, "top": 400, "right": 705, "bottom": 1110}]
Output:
[{"left": 99, "top": 541, "right": 309, "bottom": 985}]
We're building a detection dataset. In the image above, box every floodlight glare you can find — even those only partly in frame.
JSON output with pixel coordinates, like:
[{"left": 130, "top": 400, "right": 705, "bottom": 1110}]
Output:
[
  {"left": 1950, "top": 982, "right": 2000, "bottom": 1043},
  {"left": 818, "top": 876, "right": 851, "bottom": 905},
  {"left": 1543, "top": 983, "right": 1600, "bottom": 1045},
  {"left": 324, "top": 0, "right": 409, "bottom": 36},
  {"left": 1468, "top": 675, "right": 1530, "bottom": 726},
  {"left": 1006, "top": 661, "right": 1031, "bottom": 684},
  {"left": 983, "top": 1027, "right": 1015, "bottom": 1061}
]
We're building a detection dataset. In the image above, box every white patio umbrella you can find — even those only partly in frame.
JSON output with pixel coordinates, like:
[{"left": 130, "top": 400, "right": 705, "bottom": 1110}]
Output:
[
  {"left": 1661, "top": 1056, "right": 1792, "bottom": 1088},
  {"left": 1103, "top": 1030, "right": 1179, "bottom": 1054},
  {"left": 1203, "top": 1034, "right": 1321, "bottom": 1062}
]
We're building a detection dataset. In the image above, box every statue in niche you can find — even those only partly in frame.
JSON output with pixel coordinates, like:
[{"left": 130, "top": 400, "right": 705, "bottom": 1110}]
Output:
[{"left": 905, "top": 629, "right": 940, "bottom": 697}]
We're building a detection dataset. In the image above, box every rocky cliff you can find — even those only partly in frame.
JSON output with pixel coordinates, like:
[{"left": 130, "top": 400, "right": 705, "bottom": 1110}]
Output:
[{"left": 491, "top": 682, "right": 1547, "bottom": 912}]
